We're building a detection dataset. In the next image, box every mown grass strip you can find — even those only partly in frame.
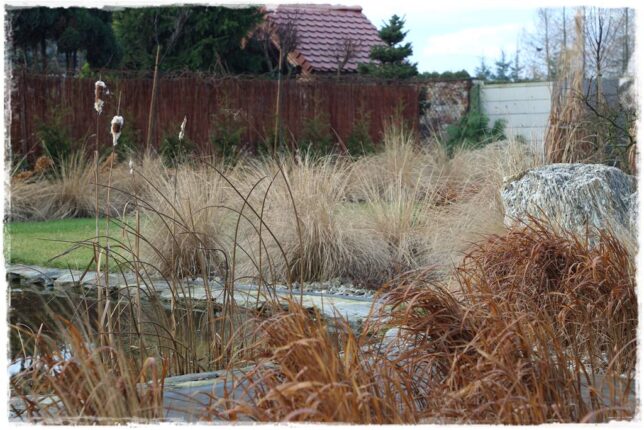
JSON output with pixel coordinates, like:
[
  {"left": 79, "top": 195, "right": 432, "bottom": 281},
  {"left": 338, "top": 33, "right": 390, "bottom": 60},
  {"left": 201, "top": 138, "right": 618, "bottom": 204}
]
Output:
[{"left": 5, "top": 217, "right": 130, "bottom": 270}]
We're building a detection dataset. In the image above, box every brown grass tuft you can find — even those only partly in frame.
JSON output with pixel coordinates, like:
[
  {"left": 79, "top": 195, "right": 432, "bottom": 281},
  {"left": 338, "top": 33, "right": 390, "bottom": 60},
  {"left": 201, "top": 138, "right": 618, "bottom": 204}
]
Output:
[
  {"left": 33, "top": 155, "right": 55, "bottom": 175},
  {"left": 379, "top": 219, "right": 636, "bottom": 423},
  {"left": 236, "top": 154, "right": 392, "bottom": 285},
  {"left": 12, "top": 170, "right": 35, "bottom": 182},
  {"left": 215, "top": 301, "right": 418, "bottom": 423},
  {"left": 9, "top": 151, "right": 136, "bottom": 220},
  {"left": 139, "top": 159, "right": 236, "bottom": 278},
  {"left": 11, "top": 317, "right": 165, "bottom": 424},
  {"left": 458, "top": 218, "right": 637, "bottom": 373}
]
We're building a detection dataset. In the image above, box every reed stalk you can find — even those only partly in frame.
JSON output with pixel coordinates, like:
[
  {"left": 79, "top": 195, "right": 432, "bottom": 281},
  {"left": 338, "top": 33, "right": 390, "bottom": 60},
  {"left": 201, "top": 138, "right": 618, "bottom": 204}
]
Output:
[
  {"left": 145, "top": 45, "right": 161, "bottom": 154},
  {"left": 94, "top": 79, "right": 105, "bottom": 348},
  {"left": 129, "top": 158, "right": 146, "bottom": 363},
  {"left": 101, "top": 92, "right": 123, "bottom": 352}
]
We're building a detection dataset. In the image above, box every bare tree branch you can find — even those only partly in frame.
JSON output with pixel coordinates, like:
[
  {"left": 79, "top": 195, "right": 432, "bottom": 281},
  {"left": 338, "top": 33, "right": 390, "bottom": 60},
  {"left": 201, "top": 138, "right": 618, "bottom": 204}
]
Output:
[
  {"left": 252, "top": 10, "right": 300, "bottom": 75},
  {"left": 332, "top": 38, "right": 360, "bottom": 76}
]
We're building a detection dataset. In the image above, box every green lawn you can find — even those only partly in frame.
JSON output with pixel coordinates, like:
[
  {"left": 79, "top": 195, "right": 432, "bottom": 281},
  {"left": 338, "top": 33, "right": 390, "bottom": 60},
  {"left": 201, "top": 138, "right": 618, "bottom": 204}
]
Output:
[{"left": 4, "top": 218, "right": 134, "bottom": 270}]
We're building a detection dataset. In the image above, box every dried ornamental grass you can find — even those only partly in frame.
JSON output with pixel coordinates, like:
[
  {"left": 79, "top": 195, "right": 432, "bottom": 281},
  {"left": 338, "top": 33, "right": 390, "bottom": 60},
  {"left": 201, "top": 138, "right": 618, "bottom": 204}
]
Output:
[
  {"left": 544, "top": 12, "right": 597, "bottom": 164},
  {"left": 216, "top": 301, "right": 417, "bottom": 423},
  {"left": 236, "top": 154, "right": 391, "bottom": 284},
  {"left": 457, "top": 218, "right": 637, "bottom": 372},
  {"left": 380, "top": 219, "right": 636, "bottom": 424},
  {"left": 347, "top": 123, "right": 441, "bottom": 202},
  {"left": 33, "top": 155, "right": 55, "bottom": 175},
  {"left": 8, "top": 152, "right": 138, "bottom": 220},
  {"left": 11, "top": 316, "right": 166, "bottom": 424},
  {"left": 140, "top": 161, "right": 236, "bottom": 278}
]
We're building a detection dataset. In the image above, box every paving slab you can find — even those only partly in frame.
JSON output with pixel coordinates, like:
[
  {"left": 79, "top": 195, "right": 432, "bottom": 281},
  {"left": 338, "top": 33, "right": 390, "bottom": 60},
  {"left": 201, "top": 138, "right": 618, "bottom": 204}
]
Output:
[
  {"left": 6, "top": 265, "right": 64, "bottom": 287},
  {"left": 8, "top": 265, "right": 379, "bottom": 330}
]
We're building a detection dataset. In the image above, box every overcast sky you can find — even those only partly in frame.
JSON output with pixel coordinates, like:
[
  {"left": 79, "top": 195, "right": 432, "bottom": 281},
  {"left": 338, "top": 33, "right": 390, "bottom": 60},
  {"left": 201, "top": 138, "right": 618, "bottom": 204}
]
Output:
[
  {"left": 4, "top": 0, "right": 641, "bottom": 75},
  {"left": 361, "top": 4, "right": 536, "bottom": 74},
  {"left": 282, "top": 0, "right": 639, "bottom": 74}
]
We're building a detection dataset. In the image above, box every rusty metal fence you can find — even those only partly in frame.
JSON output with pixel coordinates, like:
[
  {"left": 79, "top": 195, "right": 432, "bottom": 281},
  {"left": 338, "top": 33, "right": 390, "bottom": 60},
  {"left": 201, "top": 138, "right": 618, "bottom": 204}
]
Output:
[{"left": 9, "top": 72, "right": 421, "bottom": 158}]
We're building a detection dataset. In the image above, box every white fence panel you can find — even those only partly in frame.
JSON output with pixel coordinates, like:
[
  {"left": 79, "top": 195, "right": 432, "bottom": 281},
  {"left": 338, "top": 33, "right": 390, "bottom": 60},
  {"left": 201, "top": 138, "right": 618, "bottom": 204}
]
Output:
[{"left": 480, "top": 81, "right": 553, "bottom": 151}]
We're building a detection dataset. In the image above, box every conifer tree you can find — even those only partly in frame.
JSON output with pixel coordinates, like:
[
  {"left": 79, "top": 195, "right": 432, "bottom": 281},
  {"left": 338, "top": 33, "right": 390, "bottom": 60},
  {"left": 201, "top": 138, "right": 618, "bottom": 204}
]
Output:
[
  {"left": 358, "top": 15, "right": 418, "bottom": 79},
  {"left": 474, "top": 57, "right": 493, "bottom": 81},
  {"left": 493, "top": 50, "right": 512, "bottom": 81}
]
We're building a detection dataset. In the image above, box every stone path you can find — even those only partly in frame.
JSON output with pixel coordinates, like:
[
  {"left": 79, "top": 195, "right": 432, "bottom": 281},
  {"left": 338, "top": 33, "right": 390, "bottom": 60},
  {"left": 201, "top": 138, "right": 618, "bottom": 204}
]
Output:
[
  {"left": 6, "top": 264, "right": 380, "bottom": 329},
  {"left": 160, "top": 367, "right": 259, "bottom": 422}
]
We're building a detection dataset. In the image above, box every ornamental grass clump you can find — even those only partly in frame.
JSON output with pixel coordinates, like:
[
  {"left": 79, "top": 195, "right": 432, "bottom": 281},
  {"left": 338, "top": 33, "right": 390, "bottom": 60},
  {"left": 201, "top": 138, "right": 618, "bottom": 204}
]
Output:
[
  {"left": 8, "top": 151, "right": 95, "bottom": 220},
  {"left": 356, "top": 178, "right": 438, "bottom": 275},
  {"left": 347, "top": 122, "right": 441, "bottom": 202},
  {"left": 10, "top": 300, "right": 166, "bottom": 424},
  {"left": 8, "top": 151, "right": 138, "bottom": 221},
  {"left": 140, "top": 160, "right": 237, "bottom": 278},
  {"left": 212, "top": 300, "right": 418, "bottom": 423},
  {"left": 236, "top": 154, "right": 391, "bottom": 285},
  {"left": 457, "top": 218, "right": 637, "bottom": 374},
  {"left": 379, "top": 218, "right": 636, "bottom": 423}
]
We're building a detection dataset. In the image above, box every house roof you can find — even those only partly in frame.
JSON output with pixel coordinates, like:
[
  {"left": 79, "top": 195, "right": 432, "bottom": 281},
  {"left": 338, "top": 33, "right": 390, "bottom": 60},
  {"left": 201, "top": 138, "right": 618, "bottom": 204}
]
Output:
[{"left": 265, "top": 4, "right": 382, "bottom": 74}]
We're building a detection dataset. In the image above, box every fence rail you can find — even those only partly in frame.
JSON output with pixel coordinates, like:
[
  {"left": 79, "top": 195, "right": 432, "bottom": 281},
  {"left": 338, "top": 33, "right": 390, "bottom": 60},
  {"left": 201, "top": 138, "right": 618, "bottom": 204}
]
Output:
[{"left": 9, "top": 73, "right": 421, "bottom": 159}]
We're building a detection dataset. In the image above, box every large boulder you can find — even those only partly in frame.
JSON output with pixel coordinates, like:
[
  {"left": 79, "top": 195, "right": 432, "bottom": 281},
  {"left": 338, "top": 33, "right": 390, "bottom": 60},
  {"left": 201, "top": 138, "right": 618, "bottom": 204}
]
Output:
[{"left": 501, "top": 163, "right": 637, "bottom": 238}]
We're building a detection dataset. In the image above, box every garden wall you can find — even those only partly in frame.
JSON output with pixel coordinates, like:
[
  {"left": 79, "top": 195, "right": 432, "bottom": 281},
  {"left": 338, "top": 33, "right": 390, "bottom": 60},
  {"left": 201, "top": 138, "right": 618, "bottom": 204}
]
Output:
[
  {"left": 479, "top": 78, "right": 627, "bottom": 152},
  {"left": 480, "top": 81, "right": 553, "bottom": 150},
  {"left": 417, "top": 79, "right": 472, "bottom": 138}
]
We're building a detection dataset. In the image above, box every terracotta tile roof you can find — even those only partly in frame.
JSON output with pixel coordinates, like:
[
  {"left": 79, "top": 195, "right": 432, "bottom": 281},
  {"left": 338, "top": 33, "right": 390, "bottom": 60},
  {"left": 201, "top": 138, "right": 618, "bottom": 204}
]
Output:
[{"left": 265, "top": 4, "right": 383, "bottom": 74}]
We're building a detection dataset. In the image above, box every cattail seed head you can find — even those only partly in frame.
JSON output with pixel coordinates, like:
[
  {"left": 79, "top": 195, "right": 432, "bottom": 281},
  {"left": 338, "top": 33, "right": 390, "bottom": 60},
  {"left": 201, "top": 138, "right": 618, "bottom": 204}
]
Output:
[
  {"left": 94, "top": 80, "right": 107, "bottom": 114},
  {"left": 111, "top": 115, "right": 124, "bottom": 146},
  {"left": 179, "top": 116, "right": 187, "bottom": 141},
  {"left": 94, "top": 100, "right": 104, "bottom": 114}
]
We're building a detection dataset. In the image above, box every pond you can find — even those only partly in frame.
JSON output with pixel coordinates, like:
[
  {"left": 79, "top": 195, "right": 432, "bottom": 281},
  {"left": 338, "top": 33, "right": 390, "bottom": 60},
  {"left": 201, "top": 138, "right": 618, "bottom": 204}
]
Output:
[{"left": 8, "top": 280, "right": 259, "bottom": 379}]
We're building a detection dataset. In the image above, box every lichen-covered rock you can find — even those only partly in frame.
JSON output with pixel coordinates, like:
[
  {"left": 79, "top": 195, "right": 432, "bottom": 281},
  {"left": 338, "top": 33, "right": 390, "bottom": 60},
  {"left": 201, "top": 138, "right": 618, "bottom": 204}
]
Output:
[
  {"left": 501, "top": 163, "right": 636, "bottom": 238},
  {"left": 628, "top": 192, "right": 638, "bottom": 235}
]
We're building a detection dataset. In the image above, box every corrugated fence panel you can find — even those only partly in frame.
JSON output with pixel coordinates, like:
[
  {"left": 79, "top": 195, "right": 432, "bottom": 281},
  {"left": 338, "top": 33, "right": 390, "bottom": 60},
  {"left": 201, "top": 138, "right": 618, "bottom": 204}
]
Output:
[{"left": 10, "top": 74, "right": 420, "bottom": 159}]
